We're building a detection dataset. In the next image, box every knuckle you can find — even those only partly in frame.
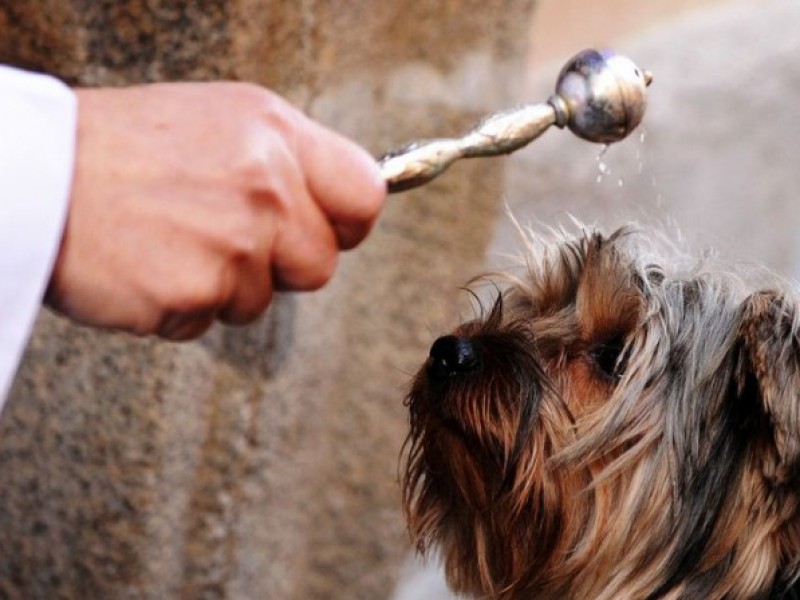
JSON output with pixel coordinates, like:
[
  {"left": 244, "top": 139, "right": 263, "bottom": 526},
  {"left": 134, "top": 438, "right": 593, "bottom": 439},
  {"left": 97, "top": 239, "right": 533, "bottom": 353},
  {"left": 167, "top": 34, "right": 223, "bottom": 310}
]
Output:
[
  {"left": 304, "top": 248, "right": 338, "bottom": 291},
  {"left": 254, "top": 87, "right": 303, "bottom": 136},
  {"left": 240, "top": 84, "right": 303, "bottom": 149},
  {"left": 230, "top": 135, "right": 301, "bottom": 221},
  {"left": 220, "top": 210, "right": 266, "bottom": 260},
  {"left": 222, "top": 291, "right": 273, "bottom": 326},
  {"left": 228, "top": 82, "right": 291, "bottom": 119},
  {"left": 162, "top": 267, "right": 234, "bottom": 315},
  {"left": 220, "top": 86, "right": 303, "bottom": 199},
  {"left": 229, "top": 141, "right": 280, "bottom": 196}
]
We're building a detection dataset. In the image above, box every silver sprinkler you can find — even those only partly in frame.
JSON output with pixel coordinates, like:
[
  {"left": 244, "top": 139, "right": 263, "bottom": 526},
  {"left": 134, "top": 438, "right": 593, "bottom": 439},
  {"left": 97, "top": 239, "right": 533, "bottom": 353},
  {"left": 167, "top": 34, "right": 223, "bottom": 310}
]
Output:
[{"left": 379, "top": 49, "right": 653, "bottom": 193}]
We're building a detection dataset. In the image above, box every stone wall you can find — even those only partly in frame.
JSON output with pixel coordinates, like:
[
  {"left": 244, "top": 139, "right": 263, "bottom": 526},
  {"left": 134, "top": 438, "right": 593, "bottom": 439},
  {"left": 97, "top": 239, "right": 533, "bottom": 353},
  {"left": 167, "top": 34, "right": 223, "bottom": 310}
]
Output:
[{"left": 0, "top": 1, "right": 536, "bottom": 599}]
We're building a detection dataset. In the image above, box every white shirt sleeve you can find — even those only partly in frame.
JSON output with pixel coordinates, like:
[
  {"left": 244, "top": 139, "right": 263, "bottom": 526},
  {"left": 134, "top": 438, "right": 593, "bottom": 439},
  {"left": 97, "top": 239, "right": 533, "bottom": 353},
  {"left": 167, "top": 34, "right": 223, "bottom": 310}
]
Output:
[{"left": 0, "top": 66, "right": 78, "bottom": 406}]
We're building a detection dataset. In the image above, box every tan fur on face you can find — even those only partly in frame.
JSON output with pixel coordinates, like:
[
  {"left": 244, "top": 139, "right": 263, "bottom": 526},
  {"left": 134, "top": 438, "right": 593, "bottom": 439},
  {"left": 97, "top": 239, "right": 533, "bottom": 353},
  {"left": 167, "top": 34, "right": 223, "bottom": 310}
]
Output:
[{"left": 402, "top": 224, "right": 800, "bottom": 599}]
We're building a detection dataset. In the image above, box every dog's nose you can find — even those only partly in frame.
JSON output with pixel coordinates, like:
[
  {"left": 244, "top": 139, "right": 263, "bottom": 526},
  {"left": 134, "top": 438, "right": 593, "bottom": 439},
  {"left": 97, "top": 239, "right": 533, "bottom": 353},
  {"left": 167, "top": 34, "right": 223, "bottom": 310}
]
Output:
[{"left": 427, "top": 335, "right": 479, "bottom": 378}]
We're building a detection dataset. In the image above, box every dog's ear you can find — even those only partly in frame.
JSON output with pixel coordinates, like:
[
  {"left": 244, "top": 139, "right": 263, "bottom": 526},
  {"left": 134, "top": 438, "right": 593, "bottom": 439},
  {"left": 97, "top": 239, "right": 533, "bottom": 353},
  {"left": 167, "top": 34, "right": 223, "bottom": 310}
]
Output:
[{"left": 738, "top": 290, "right": 800, "bottom": 485}]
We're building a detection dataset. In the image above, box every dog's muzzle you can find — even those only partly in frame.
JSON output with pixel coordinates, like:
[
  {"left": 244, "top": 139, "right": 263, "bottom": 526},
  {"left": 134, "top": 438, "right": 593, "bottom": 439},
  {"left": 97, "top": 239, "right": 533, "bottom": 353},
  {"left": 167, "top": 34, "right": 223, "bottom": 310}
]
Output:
[{"left": 426, "top": 335, "right": 481, "bottom": 379}]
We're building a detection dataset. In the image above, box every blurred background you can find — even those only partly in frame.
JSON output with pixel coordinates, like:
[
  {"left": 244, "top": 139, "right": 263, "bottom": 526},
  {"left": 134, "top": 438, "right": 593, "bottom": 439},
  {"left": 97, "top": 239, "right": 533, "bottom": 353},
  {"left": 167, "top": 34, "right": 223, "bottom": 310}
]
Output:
[
  {"left": 496, "top": 0, "right": 799, "bottom": 275},
  {"left": 495, "top": 0, "right": 800, "bottom": 278},
  {"left": 398, "top": 0, "right": 800, "bottom": 596},
  {"left": 0, "top": 0, "right": 797, "bottom": 599}
]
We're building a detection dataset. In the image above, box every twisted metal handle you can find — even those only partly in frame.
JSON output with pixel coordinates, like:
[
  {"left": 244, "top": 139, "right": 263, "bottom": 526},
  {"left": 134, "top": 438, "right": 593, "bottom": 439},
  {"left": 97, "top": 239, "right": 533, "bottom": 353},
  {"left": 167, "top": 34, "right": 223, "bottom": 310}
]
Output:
[
  {"left": 379, "top": 104, "right": 558, "bottom": 193},
  {"left": 378, "top": 49, "right": 652, "bottom": 194}
]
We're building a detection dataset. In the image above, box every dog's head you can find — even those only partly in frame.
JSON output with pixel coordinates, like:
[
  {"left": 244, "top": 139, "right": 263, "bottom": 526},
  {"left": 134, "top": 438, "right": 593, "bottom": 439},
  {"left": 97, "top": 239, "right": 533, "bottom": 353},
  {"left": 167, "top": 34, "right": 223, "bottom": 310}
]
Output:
[{"left": 402, "top": 225, "right": 800, "bottom": 599}]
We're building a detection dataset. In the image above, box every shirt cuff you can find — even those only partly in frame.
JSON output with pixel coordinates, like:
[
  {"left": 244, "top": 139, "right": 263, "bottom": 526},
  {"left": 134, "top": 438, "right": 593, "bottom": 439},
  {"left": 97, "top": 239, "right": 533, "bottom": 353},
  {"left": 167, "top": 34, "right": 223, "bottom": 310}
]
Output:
[{"left": 0, "top": 66, "right": 78, "bottom": 407}]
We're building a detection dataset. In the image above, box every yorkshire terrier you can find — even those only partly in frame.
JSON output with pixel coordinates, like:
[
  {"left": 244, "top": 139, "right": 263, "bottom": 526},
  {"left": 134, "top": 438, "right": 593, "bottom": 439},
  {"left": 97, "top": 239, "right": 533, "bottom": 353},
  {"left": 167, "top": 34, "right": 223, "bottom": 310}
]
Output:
[{"left": 401, "top": 224, "right": 800, "bottom": 599}]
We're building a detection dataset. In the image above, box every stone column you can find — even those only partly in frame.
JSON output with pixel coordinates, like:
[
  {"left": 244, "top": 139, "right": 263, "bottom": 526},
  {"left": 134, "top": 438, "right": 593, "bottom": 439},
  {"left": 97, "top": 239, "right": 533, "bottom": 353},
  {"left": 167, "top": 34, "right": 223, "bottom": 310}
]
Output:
[{"left": 0, "top": 1, "right": 536, "bottom": 598}]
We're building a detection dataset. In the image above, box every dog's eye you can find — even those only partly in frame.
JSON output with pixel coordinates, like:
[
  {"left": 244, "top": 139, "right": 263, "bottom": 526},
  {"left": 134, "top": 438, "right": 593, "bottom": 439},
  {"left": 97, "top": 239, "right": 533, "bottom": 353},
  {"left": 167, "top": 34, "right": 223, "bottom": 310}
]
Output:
[{"left": 591, "top": 336, "right": 626, "bottom": 380}]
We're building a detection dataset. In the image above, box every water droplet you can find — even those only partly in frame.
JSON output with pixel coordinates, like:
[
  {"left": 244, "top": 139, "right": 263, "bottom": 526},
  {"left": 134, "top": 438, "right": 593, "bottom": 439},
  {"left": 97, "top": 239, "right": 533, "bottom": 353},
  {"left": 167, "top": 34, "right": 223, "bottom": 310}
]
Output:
[
  {"left": 595, "top": 144, "right": 611, "bottom": 182},
  {"left": 639, "top": 127, "right": 648, "bottom": 144},
  {"left": 635, "top": 147, "right": 644, "bottom": 174},
  {"left": 617, "top": 177, "right": 624, "bottom": 187}
]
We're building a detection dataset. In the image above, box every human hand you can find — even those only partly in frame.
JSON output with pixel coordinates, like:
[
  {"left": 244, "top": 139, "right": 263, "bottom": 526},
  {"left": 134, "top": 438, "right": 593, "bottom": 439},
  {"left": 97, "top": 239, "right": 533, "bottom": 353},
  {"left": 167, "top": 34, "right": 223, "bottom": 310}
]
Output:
[{"left": 46, "top": 82, "right": 386, "bottom": 340}]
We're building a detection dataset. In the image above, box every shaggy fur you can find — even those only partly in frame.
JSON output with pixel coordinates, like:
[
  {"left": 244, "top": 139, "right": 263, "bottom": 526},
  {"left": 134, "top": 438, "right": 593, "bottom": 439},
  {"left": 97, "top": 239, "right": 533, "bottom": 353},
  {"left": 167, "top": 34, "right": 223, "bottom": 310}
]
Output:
[{"left": 402, "top": 224, "right": 800, "bottom": 599}]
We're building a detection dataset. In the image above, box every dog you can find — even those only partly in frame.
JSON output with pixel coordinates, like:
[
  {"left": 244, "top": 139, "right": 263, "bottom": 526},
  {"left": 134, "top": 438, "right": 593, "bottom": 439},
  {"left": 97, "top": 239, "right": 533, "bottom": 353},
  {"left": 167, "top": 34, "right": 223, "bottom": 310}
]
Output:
[{"left": 401, "top": 224, "right": 800, "bottom": 599}]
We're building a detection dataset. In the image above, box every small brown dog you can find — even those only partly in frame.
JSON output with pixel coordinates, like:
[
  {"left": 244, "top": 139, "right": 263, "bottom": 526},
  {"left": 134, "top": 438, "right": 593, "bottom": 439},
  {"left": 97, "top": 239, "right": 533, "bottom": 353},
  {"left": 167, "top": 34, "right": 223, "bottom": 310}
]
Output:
[{"left": 402, "top": 225, "right": 800, "bottom": 599}]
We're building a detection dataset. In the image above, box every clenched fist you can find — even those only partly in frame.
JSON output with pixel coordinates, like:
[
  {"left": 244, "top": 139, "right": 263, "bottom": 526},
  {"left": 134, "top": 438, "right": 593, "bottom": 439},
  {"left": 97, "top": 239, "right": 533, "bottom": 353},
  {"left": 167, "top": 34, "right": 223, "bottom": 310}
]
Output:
[{"left": 46, "top": 82, "right": 386, "bottom": 340}]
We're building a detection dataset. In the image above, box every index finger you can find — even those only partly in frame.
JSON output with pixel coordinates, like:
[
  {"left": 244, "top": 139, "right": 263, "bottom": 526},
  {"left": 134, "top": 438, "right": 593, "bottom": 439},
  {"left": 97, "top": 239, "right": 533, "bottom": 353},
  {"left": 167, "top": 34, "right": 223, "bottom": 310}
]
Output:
[{"left": 293, "top": 115, "right": 387, "bottom": 249}]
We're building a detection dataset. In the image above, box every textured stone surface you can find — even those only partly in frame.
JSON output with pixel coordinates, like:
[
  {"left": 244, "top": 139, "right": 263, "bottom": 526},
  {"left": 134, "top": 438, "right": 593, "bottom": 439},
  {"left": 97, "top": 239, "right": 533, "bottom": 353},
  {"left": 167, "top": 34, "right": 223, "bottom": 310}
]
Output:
[{"left": 0, "top": 1, "right": 536, "bottom": 598}]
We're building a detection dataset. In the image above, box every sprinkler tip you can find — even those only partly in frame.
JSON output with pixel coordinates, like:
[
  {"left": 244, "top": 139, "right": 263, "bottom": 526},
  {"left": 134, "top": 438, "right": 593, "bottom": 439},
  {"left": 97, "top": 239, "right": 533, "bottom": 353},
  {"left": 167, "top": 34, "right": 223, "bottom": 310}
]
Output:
[{"left": 644, "top": 70, "right": 654, "bottom": 87}]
